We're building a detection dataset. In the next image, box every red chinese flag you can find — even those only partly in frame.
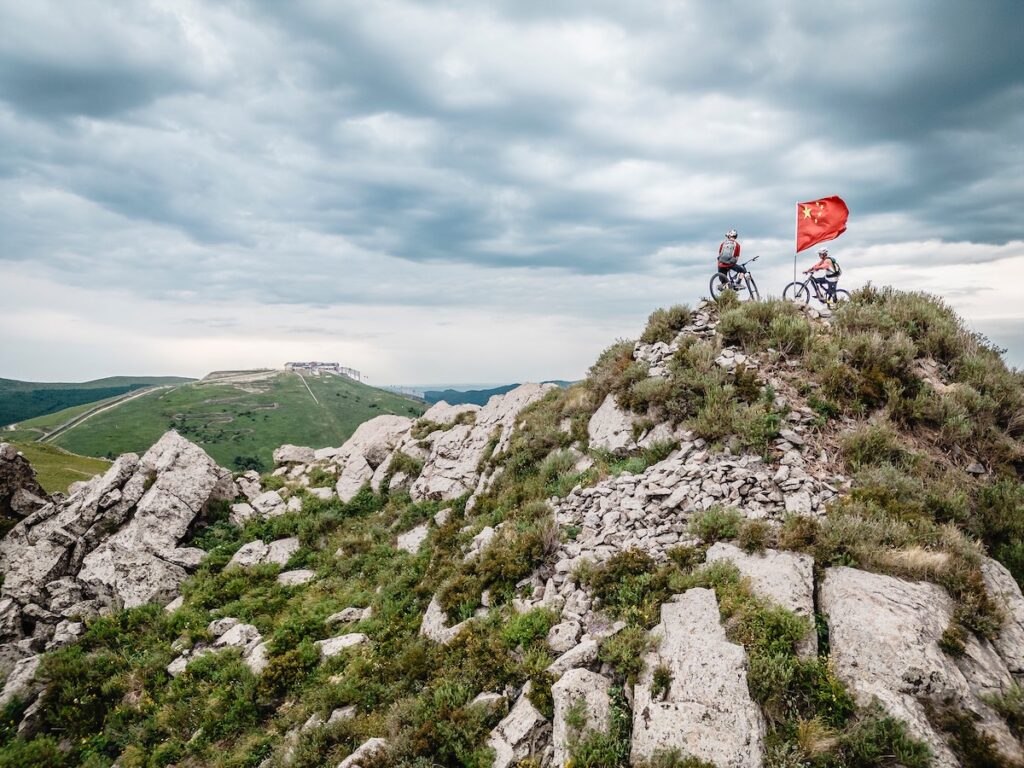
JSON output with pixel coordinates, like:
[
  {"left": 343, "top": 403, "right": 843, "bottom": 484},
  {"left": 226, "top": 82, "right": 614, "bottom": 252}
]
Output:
[{"left": 796, "top": 195, "right": 849, "bottom": 253}]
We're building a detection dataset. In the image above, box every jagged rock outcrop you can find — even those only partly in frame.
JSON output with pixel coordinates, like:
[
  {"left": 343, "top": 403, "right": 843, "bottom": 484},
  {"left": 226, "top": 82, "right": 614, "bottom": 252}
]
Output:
[
  {"left": 587, "top": 394, "right": 639, "bottom": 455},
  {"left": 419, "top": 595, "right": 471, "bottom": 645},
  {"left": 273, "top": 445, "right": 316, "bottom": 465},
  {"left": 0, "top": 444, "right": 50, "bottom": 520},
  {"left": 522, "top": 429, "right": 841, "bottom": 631},
  {"left": 981, "top": 557, "right": 1024, "bottom": 675},
  {"left": 396, "top": 523, "right": 429, "bottom": 554},
  {"left": 0, "top": 431, "right": 233, "bottom": 674},
  {"left": 552, "top": 668, "right": 611, "bottom": 767},
  {"left": 487, "top": 681, "right": 550, "bottom": 768},
  {"left": 631, "top": 588, "right": 765, "bottom": 768},
  {"left": 338, "top": 737, "right": 389, "bottom": 768},
  {"left": 412, "top": 383, "right": 556, "bottom": 502},
  {"left": 231, "top": 385, "right": 555, "bottom": 514},
  {"left": 706, "top": 542, "right": 817, "bottom": 658},
  {"left": 821, "top": 567, "right": 1023, "bottom": 767},
  {"left": 227, "top": 537, "right": 300, "bottom": 569}
]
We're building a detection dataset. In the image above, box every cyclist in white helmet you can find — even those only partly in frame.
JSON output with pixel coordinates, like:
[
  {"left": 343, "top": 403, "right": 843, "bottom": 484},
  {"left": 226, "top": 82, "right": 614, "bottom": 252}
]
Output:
[
  {"left": 716, "top": 229, "right": 750, "bottom": 285},
  {"left": 804, "top": 247, "right": 842, "bottom": 302}
]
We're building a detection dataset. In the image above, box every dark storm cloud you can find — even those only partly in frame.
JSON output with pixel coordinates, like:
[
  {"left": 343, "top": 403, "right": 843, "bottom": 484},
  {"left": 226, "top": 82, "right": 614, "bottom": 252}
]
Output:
[{"left": 0, "top": 0, "right": 1021, "bottom": 306}]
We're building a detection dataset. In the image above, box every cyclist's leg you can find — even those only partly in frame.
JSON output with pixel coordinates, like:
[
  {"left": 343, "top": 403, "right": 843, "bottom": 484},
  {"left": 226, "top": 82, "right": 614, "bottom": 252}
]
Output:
[
  {"left": 732, "top": 264, "right": 749, "bottom": 282},
  {"left": 716, "top": 265, "right": 729, "bottom": 284},
  {"left": 826, "top": 278, "right": 839, "bottom": 302}
]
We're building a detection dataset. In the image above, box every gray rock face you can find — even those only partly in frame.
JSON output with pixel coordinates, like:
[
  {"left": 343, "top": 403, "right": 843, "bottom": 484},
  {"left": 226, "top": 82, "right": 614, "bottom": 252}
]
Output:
[
  {"left": 705, "top": 543, "right": 817, "bottom": 657},
  {"left": 821, "top": 567, "right": 1022, "bottom": 768},
  {"left": 273, "top": 445, "right": 316, "bottom": 465},
  {"left": 251, "top": 490, "right": 285, "bottom": 517},
  {"left": 412, "top": 383, "right": 556, "bottom": 501},
  {"left": 547, "top": 620, "right": 582, "bottom": 654},
  {"left": 227, "top": 538, "right": 300, "bottom": 570},
  {"left": 0, "top": 432, "right": 231, "bottom": 665},
  {"left": 587, "top": 394, "right": 638, "bottom": 455},
  {"left": 487, "top": 682, "right": 549, "bottom": 768},
  {"left": 277, "top": 569, "right": 316, "bottom": 587},
  {"left": 552, "top": 668, "right": 611, "bottom": 767},
  {"left": 981, "top": 557, "right": 1024, "bottom": 675},
  {"left": 0, "top": 444, "right": 50, "bottom": 519},
  {"left": 547, "top": 638, "right": 598, "bottom": 678},
  {"left": 631, "top": 589, "right": 765, "bottom": 768},
  {"left": 419, "top": 595, "right": 470, "bottom": 645},
  {"left": 396, "top": 523, "right": 429, "bottom": 554},
  {"left": 317, "top": 633, "right": 368, "bottom": 658},
  {"left": 336, "top": 455, "right": 373, "bottom": 503},
  {"left": 421, "top": 401, "right": 480, "bottom": 425},
  {"left": 326, "top": 607, "right": 370, "bottom": 625},
  {"left": 337, "top": 737, "right": 388, "bottom": 768},
  {"left": 0, "top": 655, "right": 40, "bottom": 707}
]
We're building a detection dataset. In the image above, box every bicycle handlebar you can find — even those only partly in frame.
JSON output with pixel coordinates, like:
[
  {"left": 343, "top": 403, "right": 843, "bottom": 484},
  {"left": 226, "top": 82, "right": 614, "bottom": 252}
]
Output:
[{"left": 741, "top": 255, "right": 760, "bottom": 266}]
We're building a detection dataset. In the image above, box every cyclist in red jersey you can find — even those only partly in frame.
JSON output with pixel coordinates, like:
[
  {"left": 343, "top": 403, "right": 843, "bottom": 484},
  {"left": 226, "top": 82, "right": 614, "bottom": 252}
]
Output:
[{"left": 716, "top": 229, "right": 749, "bottom": 285}]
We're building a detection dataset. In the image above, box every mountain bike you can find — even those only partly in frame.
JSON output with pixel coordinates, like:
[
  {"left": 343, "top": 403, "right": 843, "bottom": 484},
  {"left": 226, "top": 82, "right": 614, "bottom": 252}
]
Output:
[
  {"left": 709, "top": 256, "right": 761, "bottom": 301},
  {"left": 782, "top": 273, "right": 850, "bottom": 306}
]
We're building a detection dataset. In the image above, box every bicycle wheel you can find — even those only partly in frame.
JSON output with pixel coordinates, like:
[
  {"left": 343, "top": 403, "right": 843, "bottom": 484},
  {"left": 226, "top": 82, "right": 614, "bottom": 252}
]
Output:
[
  {"left": 782, "top": 281, "right": 807, "bottom": 303},
  {"left": 827, "top": 289, "right": 851, "bottom": 306},
  {"left": 709, "top": 273, "right": 732, "bottom": 300},
  {"left": 745, "top": 275, "right": 760, "bottom": 301}
]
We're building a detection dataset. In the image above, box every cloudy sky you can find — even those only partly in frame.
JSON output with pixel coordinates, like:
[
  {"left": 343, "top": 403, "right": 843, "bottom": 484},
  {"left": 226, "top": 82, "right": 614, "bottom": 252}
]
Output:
[{"left": 2, "top": 0, "right": 1023, "bottom": 385}]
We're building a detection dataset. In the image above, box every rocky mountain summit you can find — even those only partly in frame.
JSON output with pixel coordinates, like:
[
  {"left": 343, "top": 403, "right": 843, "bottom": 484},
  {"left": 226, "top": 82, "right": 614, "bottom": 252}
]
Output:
[{"left": 2, "top": 288, "right": 1024, "bottom": 768}]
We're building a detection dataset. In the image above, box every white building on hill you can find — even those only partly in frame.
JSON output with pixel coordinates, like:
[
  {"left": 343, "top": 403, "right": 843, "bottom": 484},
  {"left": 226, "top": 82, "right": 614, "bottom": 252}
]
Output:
[{"left": 284, "top": 362, "right": 362, "bottom": 381}]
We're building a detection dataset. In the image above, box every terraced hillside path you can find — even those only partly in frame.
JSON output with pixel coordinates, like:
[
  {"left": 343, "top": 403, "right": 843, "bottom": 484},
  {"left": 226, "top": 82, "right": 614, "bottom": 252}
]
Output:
[{"left": 41, "top": 386, "right": 172, "bottom": 442}]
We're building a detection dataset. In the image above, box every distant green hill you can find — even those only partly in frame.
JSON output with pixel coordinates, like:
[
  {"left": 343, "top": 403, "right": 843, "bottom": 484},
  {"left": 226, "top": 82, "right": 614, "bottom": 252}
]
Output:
[
  {"left": 50, "top": 370, "right": 425, "bottom": 471},
  {"left": 424, "top": 381, "right": 574, "bottom": 406},
  {"left": 0, "top": 376, "right": 194, "bottom": 426}
]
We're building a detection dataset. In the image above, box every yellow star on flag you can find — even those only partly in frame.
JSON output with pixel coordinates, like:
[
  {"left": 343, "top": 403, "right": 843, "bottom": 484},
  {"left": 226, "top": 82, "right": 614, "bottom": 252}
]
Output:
[{"left": 802, "top": 205, "right": 812, "bottom": 219}]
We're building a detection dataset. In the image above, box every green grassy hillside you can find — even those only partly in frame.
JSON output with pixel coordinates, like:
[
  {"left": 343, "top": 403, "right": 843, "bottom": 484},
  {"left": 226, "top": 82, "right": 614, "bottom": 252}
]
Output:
[
  {"left": 5, "top": 442, "right": 111, "bottom": 495},
  {"left": 0, "top": 376, "right": 193, "bottom": 426},
  {"left": 52, "top": 371, "right": 426, "bottom": 471}
]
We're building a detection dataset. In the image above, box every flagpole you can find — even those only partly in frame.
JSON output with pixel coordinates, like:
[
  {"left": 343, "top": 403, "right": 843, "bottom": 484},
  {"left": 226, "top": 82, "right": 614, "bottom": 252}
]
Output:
[{"left": 793, "top": 202, "right": 797, "bottom": 283}]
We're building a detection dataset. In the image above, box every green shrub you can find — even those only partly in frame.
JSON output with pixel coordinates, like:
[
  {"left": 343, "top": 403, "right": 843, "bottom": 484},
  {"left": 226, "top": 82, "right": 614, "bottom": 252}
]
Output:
[
  {"left": 261, "top": 472, "right": 286, "bottom": 491},
  {"left": 833, "top": 708, "right": 932, "bottom": 767},
  {"left": 641, "top": 305, "right": 692, "bottom": 345},
  {"left": 767, "top": 314, "right": 815, "bottom": 357},
  {"left": 501, "top": 609, "right": 557, "bottom": 649},
  {"left": 651, "top": 664, "right": 673, "bottom": 701},
  {"left": 738, "top": 519, "right": 771, "bottom": 552},
  {"left": 626, "top": 376, "right": 675, "bottom": 412},
  {"left": 986, "top": 684, "right": 1024, "bottom": 741},
  {"left": 633, "top": 751, "right": 717, "bottom": 768},
  {"left": 0, "top": 736, "right": 70, "bottom": 768},
  {"left": 840, "top": 422, "right": 915, "bottom": 472},
  {"left": 587, "top": 341, "right": 636, "bottom": 404},
  {"left": 306, "top": 466, "right": 336, "bottom": 488},
  {"left": 927, "top": 702, "right": 1014, "bottom": 768},
  {"left": 939, "top": 622, "right": 967, "bottom": 657},
  {"left": 598, "top": 625, "right": 652, "bottom": 683},
  {"left": 689, "top": 506, "right": 742, "bottom": 543}
]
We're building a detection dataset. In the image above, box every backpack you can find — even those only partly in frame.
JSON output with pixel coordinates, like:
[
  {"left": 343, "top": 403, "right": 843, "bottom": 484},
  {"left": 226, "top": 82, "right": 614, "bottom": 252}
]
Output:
[
  {"left": 719, "top": 240, "right": 738, "bottom": 265},
  {"left": 827, "top": 257, "right": 842, "bottom": 277}
]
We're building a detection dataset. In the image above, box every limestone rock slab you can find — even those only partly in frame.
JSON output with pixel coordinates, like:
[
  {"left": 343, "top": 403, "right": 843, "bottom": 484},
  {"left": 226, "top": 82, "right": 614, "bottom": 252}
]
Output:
[
  {"left": 631, "top": 588, "right": 765, "bottom": 768},
  {"left": 587, "top": 394, "right": 638, "bottom": 455},
  {"left": 821, "top": 566, "right": 1022, "bottom": 768},
  {"left": 552, "top": 668, "right": 611, "bottom": 767},
  {"left": 705, "top": 543, "right": 817, "bottom": 657}
]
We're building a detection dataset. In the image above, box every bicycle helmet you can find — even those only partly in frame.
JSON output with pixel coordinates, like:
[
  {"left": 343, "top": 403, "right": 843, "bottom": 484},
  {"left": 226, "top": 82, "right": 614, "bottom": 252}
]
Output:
[
  {"left": 817, "top": 247, "right": 829, "bottom": 256},
  {"left": 726, "top": 229, "right": 738, "bottom": 239}
]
